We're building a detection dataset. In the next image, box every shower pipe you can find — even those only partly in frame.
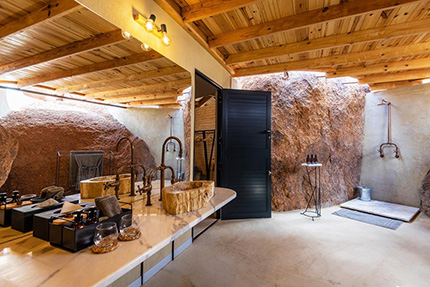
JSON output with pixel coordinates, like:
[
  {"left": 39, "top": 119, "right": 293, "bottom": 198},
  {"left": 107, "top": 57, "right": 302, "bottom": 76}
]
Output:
[
  {"left": 0, "top": 86, "right": 126, "bottom": 109},
  {"left": 377, "top": 99, "right": 400, "bottom": 158}
]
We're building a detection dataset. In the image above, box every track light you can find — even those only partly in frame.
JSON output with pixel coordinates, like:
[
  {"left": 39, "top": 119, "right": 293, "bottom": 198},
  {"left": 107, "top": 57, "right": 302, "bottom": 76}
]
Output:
[
  {"left": 141, "top": 43, "right": 151, "bottom": 51},
  {"left": 160, "top": 24, "right": 171, "bottom": 46},
  {"left": 121, "top": 31, "right": 132, "bottom": 39},
  {"left": 145, "top": 14, "right": 156, "bottom": 32}
]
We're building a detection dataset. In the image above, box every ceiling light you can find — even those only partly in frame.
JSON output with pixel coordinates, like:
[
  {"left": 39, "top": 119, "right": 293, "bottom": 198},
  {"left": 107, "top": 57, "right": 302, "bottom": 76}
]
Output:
[
  {"left": 141, "top": 43, "right": 151, "bottom": 51},
  {"left": 160, "top": 24, "right": 171, "bottom": 46},
  {"left": 121, "top": 31, "right": 132, "bottom": 39},
  {"left": 145, "top": 14, "right": 156, "bottom": 32}
]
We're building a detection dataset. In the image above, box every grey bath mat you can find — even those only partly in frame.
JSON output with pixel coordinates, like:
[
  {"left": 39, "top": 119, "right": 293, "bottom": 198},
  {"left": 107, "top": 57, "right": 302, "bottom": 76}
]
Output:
[{"left": 332, "top": 209, "right": 403, "bottom": 230}]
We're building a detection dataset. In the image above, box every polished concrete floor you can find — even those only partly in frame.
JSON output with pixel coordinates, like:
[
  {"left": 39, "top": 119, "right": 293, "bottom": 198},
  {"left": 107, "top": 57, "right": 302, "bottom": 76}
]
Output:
[{"left": 145, "top": 206, "right": 430, "bottom": 287}]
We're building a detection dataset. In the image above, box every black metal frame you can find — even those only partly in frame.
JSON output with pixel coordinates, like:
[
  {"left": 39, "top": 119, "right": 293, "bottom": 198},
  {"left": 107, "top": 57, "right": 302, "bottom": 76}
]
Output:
[
  {"left": 194, "top": 129, "right": 216, "bottom": 180},
  {"left": 301, "top": 164, "right": 322, "bottom": 221}
]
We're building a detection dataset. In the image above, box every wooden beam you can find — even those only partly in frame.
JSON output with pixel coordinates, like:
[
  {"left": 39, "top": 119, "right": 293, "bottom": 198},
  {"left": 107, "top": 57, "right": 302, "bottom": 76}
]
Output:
[
  {"left": 232, "top": 41, "right": 430, "bottom": 77},
  {"left": 103, "top": 91, "right": 180, "bottom": 103},
  {"left": 154, "top": 0, "right": 234, "bottom": 74},
  {"left": 208, "top": 0, "right": 419, "bottom": 48},
  {"left": 126, "top": 97, "right": 178, "bottom": 106},
  {"left": 159, "top": 104, "right": 181, "bottom": 109},
  {"left": 17, "top": 51, "right": 163, "bottom": 87},
  {"left": 368, "top": 80, "right": 423, "bottom": 90},
  {"left": 0, "top": 0, "right": 81, "bottom": 39},
  {"left": 182, "top": 0, "right": 261, "bottom": 23},
  {"left": 225, "top": 18, "right": 430, "bottom": 65},
  {"left": 327, "top": 57, "right": 430, "bottom": 78},
  {"left": 56, "top": 66, "right": 186, "bottom": 92},
  {"left": 196, "top": 96, "right": 214, "bottom": 108},
  {"left": 86, "top": 78, "right": 191, "bottom": 98},
  {"left": 358, "top": 68, "right": 430, "bottom": 84},
  {"left": 0, "top": 30, "right": 125, "bottom": 75}
]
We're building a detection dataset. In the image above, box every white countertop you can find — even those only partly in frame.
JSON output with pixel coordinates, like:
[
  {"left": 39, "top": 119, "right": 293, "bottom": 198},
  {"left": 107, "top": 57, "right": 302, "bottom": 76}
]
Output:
[{"left": 0, "top": 187, "right": 236, "bottom": 287}]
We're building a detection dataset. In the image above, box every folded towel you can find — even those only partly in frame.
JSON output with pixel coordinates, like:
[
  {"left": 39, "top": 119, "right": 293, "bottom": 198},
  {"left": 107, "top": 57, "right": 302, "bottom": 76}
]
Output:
[
  {"left": 34, "top": 198, "right": 59, "bottom": 208},
  {"left": 95, "top": 195, "right": 122, "bottom": 218},
  {"left": 40, "top": 186, "right": 64, "bottom": 201}
]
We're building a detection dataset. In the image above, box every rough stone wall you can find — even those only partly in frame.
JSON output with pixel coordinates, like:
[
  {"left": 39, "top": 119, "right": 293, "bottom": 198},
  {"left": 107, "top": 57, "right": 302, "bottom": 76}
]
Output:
[
  {"left": 179, "top": 90, "right": 192, "bottom": 181},
  {"left": 0, "top": 102, "right": 156, "bottom": 195},
  {"left": 242, "top": 73, "right": 367, "bottom": 211},
  {"left": 421, "top": 171, "right": 430, "bottom": 217},
  {"left": 0, "top": 125, "right": 18, "bottom": 188}
]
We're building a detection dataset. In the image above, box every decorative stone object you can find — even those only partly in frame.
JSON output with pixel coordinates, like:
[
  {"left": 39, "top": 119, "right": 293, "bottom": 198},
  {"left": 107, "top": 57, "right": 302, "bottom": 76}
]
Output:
[
  {"left": 162, "top": 180, "right": 214, "bottom": 215},
  {"left": 421, "top": 170, "right": 430, "bottom": 217},
  {"left": 0, "top": 102, "right": 155, "bottom": 195},
  {"left": 241, "top": 72, "right": 367, "bottom": 211},
  {"left": 0, "top": 125, "right": 18, "bottom": 189}
]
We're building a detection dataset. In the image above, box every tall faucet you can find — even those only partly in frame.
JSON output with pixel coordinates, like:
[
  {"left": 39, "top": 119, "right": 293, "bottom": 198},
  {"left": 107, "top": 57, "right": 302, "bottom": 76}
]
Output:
[
  {"left": 116, "top": 137, "right": 136, "bottom": 196},
  {"left": 143, "top": 136, "right": 183, "bottom": 203}
]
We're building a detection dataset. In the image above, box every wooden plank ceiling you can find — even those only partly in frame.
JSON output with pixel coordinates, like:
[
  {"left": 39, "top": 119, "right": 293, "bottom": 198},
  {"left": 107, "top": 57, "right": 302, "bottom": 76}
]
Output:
[
  {"left": 157, "top": 0, "right": 430, "bottom": 91},
  {"left": 0, "top": 0, "right": 191, "bottom": 108}
]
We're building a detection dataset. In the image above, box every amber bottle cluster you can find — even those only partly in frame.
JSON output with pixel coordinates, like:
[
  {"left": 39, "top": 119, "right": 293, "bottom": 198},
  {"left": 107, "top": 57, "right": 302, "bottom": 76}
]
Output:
[{"left": 306, "top": 154, "right": 318, "bottom": 164}]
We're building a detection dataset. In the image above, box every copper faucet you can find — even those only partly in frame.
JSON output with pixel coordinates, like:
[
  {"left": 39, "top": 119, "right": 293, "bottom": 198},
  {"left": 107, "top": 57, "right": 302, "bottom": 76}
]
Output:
[
  {"left": 116, "top": 137, "right": 136, "bottom": 196},
  {"left": 377, "top": 99, "right": 400, "bottom": 158},
  {"left": 143, "top": 136, "right": 183, "bottom": 203}
]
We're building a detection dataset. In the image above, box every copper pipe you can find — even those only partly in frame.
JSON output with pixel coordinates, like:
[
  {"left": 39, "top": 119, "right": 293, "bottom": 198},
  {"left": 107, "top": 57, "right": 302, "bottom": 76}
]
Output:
[
  {"left": 377, "top": 99, "right": 400, "bottom": 158},
  {"left": 160, "top": 136, "right": 183, "bottom": 201}
]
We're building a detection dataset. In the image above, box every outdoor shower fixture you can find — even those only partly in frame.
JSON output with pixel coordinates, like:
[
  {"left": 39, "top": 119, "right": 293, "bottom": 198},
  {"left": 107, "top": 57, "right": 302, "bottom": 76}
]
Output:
[{"left": 377, "top": 99, "right": 400, "bottom": 158}]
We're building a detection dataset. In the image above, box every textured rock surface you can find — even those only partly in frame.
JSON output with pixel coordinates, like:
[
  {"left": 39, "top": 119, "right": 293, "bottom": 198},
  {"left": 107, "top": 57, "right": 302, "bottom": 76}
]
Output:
[
  {"left": 421, "top": 171, "right": 430, "bottom": 217},
  {"left": 0, "top": 125, "right": 18, "bottom": 189},
  {"left": 242, "top": 73, "right": 367, "bottom": 211},
  {"left": 0, "top": 102, "right": 155, "bottom": 195},
  {"left": 162, "top": 180, "right": 214, "bottom": 215}
]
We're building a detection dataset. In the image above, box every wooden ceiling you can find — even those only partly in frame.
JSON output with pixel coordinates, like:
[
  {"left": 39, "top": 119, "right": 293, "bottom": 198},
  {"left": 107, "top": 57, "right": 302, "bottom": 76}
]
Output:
[
  {"left": 0, "top": 0, "right": 191, "bottom": 108},
  {"left": 157, "top": 0, "right": 430, "bottom": 91}
]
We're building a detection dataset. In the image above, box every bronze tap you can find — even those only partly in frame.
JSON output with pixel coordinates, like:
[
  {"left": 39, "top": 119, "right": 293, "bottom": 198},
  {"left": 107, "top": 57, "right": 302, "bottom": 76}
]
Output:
[
  {"left": 133, "top": 164, "right": 147, "bottom": 195},
  {"left": 103, "top": 173, "right": 120, "bottom": 199},
  {"left": 116, "top": 137, "right": 136, "bottom": 196}
]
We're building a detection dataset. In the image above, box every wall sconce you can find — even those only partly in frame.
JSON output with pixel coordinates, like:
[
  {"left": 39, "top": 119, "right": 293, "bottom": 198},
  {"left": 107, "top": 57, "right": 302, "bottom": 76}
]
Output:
[{"left": 134, "top": 13, "right": 172, "bottom": 46}]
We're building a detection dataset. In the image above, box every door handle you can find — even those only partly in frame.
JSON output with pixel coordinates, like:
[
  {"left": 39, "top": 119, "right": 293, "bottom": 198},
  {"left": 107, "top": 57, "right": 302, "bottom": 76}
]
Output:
[
  {"left": 268, "top": 171, "right": 272, "bottom": 176},
  {"left": 262, "top": 129, "right": 271, "bottom": 134}
]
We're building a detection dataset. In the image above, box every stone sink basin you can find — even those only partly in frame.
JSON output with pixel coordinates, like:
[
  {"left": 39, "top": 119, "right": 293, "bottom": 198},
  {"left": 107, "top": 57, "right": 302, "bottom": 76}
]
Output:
[
  {"left": 80, "top": 174, "right": 131, "bottom": 199},
  {"left": 162, "top": 181, "right": 215, "bottom": 215}
]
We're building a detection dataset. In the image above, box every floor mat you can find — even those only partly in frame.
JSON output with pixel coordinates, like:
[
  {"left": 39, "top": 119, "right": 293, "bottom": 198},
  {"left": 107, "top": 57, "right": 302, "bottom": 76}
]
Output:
[
  {"left": 340, "top": 198, "right": 419, "bottom": 222},
  {"left": 332, "top": 209, "right": 403, "bottom": 230}
]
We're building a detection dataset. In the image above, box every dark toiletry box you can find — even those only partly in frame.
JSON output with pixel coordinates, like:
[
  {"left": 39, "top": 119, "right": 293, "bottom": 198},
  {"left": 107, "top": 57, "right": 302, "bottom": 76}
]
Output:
[
  {"left": 0, "top": 206, "right": 13, "bottom": 227},
  {"left": 33, "top": 201, "right": 94, "bottom": 241},
  {"left": 10, "top": 194, "right": 80, "bottom": 232},
  {"left": 51, "top": 204, "right": 132, "bottom": 253}
]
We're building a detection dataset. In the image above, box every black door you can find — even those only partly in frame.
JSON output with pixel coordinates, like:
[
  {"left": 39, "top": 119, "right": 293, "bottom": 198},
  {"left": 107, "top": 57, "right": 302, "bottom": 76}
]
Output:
[{"left": 217, "top": 89, "right": 271, "bottom": 219}]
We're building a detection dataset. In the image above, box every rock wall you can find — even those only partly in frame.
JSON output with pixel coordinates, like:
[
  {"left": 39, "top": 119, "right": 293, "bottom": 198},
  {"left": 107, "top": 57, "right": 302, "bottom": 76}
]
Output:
[
  {"left": 0, "top": 125, "right": 18, "bottom": 188},
  {"left": 242, "top": 73, "right": 367, "bottom": 211},
  {"left": 421, "top": 171, "right": 430, "bottom": 217},
  {"left": 0, "top": 102, "right": 156, "bottom": 195},
  {"left": 180, "top": 90, "right": 192, "bottom": 181}
]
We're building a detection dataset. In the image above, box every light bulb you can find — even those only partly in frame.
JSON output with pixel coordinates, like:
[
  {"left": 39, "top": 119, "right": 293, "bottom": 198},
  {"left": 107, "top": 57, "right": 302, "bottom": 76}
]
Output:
[
  {"left": 141, "top": 43, "right": 151, "bottom": 51},
  {"left": 121, "top": 31, "right": 132, "bottom": 39},
  {"left": 145, "top": 14, "right": 156, "bottom": 32},
  {"left": 161, "top": 33, "right": 171, "bottom": 46}
]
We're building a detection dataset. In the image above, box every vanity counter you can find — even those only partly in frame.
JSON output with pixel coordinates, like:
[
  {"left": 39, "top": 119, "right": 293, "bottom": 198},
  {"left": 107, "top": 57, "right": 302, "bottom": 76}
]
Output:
[{"left": 0, "top": 187, "right": 236, "bottom": 287}]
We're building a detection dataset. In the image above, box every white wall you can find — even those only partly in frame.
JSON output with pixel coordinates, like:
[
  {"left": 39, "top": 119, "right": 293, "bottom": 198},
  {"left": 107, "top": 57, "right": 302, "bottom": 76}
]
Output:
[
  {"left": 360, "top": 84, "right": 430, "bottom": 207},
  {"left": 109, "top": 107, "right": 184, "bottom": 178},
  {"left": 0, "top": 90, "right": 10, "bottom": 117}
]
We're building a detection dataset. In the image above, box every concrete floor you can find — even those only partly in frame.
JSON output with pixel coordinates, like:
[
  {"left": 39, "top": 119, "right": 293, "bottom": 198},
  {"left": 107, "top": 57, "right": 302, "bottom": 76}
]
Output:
[{"left": 145, "top": 206, "right": 430, "bottom": 287}]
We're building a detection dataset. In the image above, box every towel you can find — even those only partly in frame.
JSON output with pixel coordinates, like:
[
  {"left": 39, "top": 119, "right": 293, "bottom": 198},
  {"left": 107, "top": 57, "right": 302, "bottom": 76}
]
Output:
[
  {"left": 40, "top": 186, "right": 64, "bottom": 201},
  {"left": 95, "top": 195, "right": 122, "bottom": 218},
  {"left": 69, "top": 151, "right": 104, "bottom": 191}
]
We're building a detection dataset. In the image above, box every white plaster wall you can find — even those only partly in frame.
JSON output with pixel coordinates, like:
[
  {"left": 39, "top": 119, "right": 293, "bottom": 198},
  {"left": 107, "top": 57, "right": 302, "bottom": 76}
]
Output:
[
  {"left": 360, "top": 84, "right": 430, "bottom": 207},
  {"left": 0, "top": 90, "right": 10, "bottom": 117},
  {"left": 109, "top": 107, "right": 184, "bottom": 179}
]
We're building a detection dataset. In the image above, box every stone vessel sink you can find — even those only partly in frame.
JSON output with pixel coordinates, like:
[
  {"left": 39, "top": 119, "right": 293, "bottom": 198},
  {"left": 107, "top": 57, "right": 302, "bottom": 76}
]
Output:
[
  {"left": 80, "top": 174, "right": 131, "bottom": 199},
  {"left": 162, "top": 181, "right": 215, "bottom": 215}
]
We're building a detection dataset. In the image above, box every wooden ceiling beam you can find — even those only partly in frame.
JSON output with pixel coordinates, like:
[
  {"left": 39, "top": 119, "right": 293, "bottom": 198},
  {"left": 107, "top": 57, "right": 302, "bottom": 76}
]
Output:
[
  {"left": 0, "top": 30, "right": 125, "bottom": 75},
  {"left": 208, "top": 0, "right": 420, "bottom": 48},
  {"left": 159, "top": 104, "right": 181, "bottom": 109},
  {"left": 0, "top": 0, "right": 81, "bottom": 39},
  {"left": 182, "top": 0, "right": 262, "bottom": 23},
  {"left": 225, "top": 18, "right": 430, "bottom": 65},
  {"left": 368, "top": 80, "right": 424, "bottom": 90},
  {"left": 358, "top": 68, "right": 430, "bottom": 84},
  {"left": 327, "top": 57, "right": 430, "bottom": 78},
  {"left": 103, "top": 91, "right": 180, "bottom": 103},
  {"left": 126, "top": 97, "right": 178, "bottom": 106},
  {"left": 17, "top": 51, "right": 163, "bottom": 87},
  {"left": 86, "top": 78, "right": 191, "bottom": 98},
  {"left": 154, "top": 0, "right": 233, "bottom": 73},
  {"left": 56, "top": 66, "right": 186, "bottom": 92},
  {"left": 232, "top": 41, "right": 430, "bottom": 77}
]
